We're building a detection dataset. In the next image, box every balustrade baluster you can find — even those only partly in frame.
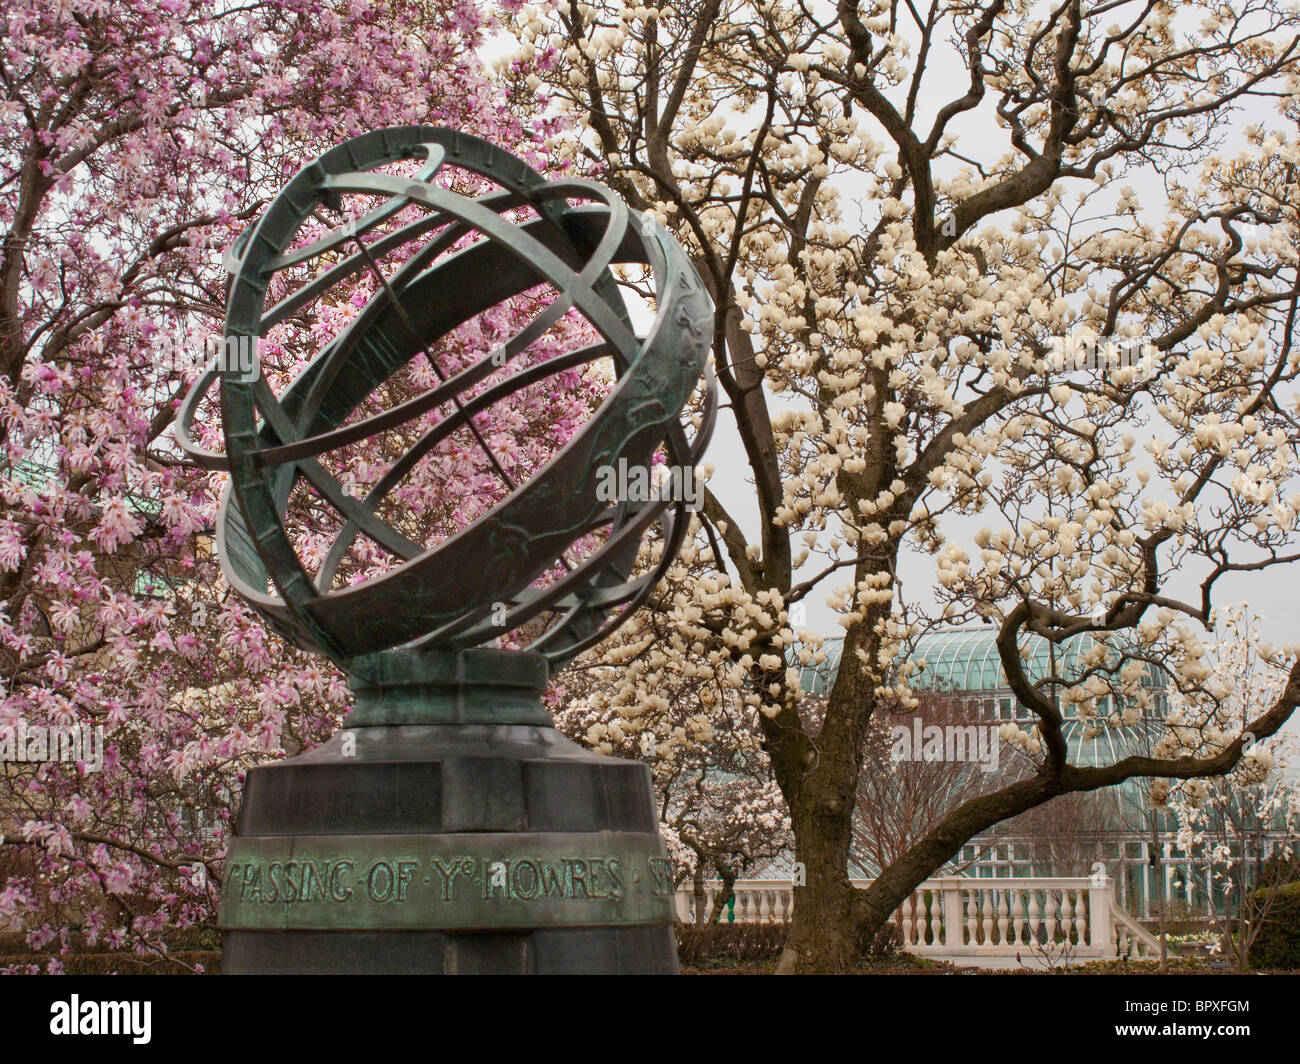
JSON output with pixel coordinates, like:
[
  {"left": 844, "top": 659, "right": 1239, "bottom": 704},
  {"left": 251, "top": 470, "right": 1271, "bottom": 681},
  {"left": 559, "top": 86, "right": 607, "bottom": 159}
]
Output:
[{"left": 982, "top": 889, "right": 996, "bottom": 945}]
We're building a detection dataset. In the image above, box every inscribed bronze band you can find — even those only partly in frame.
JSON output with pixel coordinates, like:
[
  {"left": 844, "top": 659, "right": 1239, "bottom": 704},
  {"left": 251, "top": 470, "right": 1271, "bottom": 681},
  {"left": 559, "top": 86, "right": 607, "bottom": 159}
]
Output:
[{"left": 220, "top": 831, "right": 677, "bottom": 931}]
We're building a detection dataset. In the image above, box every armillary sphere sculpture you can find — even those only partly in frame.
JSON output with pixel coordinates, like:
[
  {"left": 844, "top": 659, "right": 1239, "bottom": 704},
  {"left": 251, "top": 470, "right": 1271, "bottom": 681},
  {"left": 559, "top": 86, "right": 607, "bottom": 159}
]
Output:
[{"left": 176, "top": 127, "right": 715, "bottom": 975}]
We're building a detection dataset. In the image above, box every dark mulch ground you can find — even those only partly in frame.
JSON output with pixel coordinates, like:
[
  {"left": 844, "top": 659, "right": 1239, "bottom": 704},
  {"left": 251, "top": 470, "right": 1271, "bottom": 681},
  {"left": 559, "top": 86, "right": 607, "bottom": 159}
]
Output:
[{"left": 0, "top": 950, "right": 219, "bottom": 974}]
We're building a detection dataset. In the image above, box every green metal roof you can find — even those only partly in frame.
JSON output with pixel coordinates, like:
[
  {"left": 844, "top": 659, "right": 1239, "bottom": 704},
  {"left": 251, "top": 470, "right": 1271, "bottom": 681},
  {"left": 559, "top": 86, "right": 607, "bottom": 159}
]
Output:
[
  {"left": 795, "top": 627, "right": 1165, "bottom": 698},
  {"left": 794, "top": 628, "right": 1168, "bottom": 769}
]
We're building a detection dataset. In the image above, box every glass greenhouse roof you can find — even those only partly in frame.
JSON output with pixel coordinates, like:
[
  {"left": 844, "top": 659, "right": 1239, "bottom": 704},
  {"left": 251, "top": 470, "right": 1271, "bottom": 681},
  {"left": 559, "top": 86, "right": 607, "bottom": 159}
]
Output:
[{"left": 795, "top": 627, "right": 1165, "bottom": 699}]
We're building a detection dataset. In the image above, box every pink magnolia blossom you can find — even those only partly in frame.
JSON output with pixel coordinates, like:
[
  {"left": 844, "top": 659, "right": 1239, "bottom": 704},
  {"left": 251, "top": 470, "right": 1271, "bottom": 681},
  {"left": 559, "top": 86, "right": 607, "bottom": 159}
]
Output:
[{"left": 0, "top": 0, "right": 585, "bottom": 967}]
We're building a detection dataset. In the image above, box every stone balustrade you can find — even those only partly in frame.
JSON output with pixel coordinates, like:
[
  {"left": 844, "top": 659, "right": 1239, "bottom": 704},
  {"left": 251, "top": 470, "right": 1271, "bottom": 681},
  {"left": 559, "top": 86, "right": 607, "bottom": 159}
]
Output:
[{"left": 675, "top": 876, "right": 1160, "bottom": 965}]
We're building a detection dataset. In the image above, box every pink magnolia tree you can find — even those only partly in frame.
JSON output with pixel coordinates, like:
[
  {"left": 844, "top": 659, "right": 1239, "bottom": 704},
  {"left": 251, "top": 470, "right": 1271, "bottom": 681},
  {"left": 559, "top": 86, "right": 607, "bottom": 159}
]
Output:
[{"left": 0, "top": 0, "right": 586, "bottom": 971}]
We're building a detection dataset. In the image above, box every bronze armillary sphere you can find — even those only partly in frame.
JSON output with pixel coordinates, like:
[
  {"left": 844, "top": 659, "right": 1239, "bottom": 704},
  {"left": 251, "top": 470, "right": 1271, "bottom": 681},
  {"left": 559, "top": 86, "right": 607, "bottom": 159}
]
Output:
[{"left": 177, "top": 127, "right": 716, "bottom": 677}]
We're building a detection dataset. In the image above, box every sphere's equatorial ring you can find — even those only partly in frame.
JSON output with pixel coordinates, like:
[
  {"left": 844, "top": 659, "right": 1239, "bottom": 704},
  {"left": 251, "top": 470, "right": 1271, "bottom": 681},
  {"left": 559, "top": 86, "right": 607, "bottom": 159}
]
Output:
[{"left": 177, "top": 127, "right": 715, "bottom": 673}]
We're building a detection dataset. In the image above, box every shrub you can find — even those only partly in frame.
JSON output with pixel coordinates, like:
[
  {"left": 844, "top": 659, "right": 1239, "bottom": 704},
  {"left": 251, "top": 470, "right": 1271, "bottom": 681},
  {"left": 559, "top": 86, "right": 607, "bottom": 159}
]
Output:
[
  {"left": 676, "top": 922, "right": 787, "bottom": 968},
  {"left": 1258, "top": 849, "right": 1300, "bottom": 888},
  {"left": 675, "top": 919, "right": 903, "bottom": 969},
  {"left": 1246, "top": 880, "right": 1300, "bottom": 971}
]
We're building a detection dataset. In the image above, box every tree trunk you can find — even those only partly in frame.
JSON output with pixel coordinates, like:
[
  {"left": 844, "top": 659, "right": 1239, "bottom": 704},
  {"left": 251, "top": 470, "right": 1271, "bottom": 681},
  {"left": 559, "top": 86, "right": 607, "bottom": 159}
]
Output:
[
  {"left": 1150, "top": 815, "right": 1167, "bottom": 971},
  {"left": 692, "top": 862, "right": 708, "bottom": 926},
  {"left": 776, "top": 778, "right": 862, "bottom": 973},
  {"left": 769, "top": 608, "right": 883, "bottom": 972},
  {"left": 706, "top": 864, "right": 737, "bottom": 924}
]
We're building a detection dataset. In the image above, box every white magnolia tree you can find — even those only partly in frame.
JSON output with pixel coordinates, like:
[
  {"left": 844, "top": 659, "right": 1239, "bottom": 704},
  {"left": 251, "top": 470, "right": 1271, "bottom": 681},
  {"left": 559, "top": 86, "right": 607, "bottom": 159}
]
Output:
[{"left": 504, "top": 0, "right": 1300, "bottom": 971}]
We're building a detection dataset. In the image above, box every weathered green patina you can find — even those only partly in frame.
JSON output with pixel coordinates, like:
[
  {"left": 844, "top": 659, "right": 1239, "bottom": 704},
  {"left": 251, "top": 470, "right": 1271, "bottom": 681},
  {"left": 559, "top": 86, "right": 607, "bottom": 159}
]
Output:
[
  {"left": 177, "top": 126, "right": 715, "bottom": 681},
  {"left": 221, "top": 831, "right": 677, "bottom": 931},
  {"left": 177, "top": 128, "right": 713, "bottom": 973}
]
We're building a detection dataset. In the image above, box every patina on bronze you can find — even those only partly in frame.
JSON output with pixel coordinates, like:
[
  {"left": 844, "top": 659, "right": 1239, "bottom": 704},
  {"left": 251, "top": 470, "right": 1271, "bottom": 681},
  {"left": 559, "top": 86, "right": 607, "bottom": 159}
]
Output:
[{"left": 177, "top": 127, "right": 715, "bottom": 974}]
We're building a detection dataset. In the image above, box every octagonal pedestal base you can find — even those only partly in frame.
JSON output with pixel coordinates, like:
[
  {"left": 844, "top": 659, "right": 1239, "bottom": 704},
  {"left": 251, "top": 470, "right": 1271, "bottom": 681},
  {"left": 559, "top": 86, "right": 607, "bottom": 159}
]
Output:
[{"left": 219, "top": 721, "right": 679, "bottom": 974}]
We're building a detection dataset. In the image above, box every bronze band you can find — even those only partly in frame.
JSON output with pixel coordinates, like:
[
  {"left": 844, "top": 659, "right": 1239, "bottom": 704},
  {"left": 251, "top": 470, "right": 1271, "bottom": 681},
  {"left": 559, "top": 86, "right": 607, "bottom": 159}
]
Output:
[{"left": 220, "top": 831, "right": 677, "bottom": 932}]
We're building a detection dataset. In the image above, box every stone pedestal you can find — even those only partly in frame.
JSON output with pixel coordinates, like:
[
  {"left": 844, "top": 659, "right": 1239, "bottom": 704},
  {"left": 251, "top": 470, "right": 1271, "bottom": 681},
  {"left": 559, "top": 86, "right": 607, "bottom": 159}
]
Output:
[{"left": 219, "top": 649, "right": 679, "bottom": 974}]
